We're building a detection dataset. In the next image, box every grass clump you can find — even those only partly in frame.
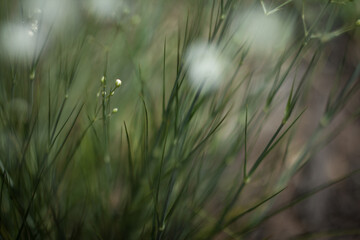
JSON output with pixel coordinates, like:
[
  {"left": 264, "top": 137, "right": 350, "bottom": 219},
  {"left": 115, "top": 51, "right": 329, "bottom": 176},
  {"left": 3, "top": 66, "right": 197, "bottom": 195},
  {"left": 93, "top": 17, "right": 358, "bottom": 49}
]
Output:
[{"left": 0, "top": 0, "right": 360, "bottom": 239}]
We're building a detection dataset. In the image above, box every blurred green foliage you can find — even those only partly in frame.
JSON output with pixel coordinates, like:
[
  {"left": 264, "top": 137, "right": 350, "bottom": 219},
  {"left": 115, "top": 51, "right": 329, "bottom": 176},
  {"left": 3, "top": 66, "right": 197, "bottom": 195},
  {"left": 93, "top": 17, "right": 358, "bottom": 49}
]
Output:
[{"left": 0, "top": 0, "right": 359, "bottom": 239}]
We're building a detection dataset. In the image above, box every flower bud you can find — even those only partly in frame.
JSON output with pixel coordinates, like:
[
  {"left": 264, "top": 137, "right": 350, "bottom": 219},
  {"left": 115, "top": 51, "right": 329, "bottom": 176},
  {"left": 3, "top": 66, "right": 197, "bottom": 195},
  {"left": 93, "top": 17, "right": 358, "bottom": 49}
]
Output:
[{"left": 115, "top": 79, "right": 122, "bottom": 87}]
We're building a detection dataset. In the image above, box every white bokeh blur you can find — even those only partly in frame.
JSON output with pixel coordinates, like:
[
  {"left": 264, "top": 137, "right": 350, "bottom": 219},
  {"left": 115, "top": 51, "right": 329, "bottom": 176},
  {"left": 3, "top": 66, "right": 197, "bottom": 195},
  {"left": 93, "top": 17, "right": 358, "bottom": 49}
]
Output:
[
  {"left": 0, "top": 23, "right": 40, "bottom": 60},
  {"left": 185, "top": 42, "right": 227, "bottom": 93},
  {"left": 84, "top": 0, "right": 126, "bottom": 21},
  {"left": 25, "top": 0, "right": 79, "bottom": 31},
  {"left": 0, "top": 0, "right": 79, "bottom": 61},
  {"left": 233, "top": 8, "right": 295, "bottom": 56}
]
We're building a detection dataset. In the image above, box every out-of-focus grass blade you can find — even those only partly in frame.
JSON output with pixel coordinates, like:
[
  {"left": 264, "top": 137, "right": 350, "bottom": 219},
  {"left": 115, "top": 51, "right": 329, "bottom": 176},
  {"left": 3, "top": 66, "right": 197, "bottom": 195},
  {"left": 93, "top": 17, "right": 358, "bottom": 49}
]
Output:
[
  {"left": 238, "top": 169, "right": 360, "bottom": 237},
  {"left": 220, "top": 187, "right": 286, "bottom": 232},
  {"left": 248, "top": 108, "right": 306, "bottom": 178},
  {"left": 289, "top": 228, "right": 360, "bottom": 240},
  {"left": 124, "top": 122, "right": 134, "bottom": 184}
]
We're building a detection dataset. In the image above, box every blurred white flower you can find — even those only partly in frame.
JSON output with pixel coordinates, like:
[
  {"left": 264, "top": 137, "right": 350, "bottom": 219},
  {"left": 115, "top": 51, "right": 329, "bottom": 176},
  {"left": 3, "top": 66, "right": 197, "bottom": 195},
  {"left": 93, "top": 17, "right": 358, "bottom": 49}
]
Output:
[
  {"left": 233, "top": 8, "right": 294, "bottom": 56},
  {"left": 1, "top": 0, "right": 80, "bottom": 62},
  {"left": 0, "top": 23, "right": 39, "bottom": 60},
  {"left": 24, "top": 0, "right": 80, "bottom": 32},
  {"left": 185, "top": 42, "right": 226, "bottom": 92},
  {"left": 23, "top": 0, "right": 80, "bottom": 35},
  {"left": 84, "top": 0, "right": 125, "bottom": 21}
]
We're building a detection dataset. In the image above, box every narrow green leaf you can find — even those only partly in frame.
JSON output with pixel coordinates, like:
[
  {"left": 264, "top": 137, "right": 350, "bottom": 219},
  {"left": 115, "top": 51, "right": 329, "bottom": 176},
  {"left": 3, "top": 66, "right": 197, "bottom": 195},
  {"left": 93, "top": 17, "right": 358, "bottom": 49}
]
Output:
[
  {"left": 124, "top": 122, "right": 134, "bottom": 184},
  {"left": 239, "top": 169, "right": 360, "bottom": 236}
]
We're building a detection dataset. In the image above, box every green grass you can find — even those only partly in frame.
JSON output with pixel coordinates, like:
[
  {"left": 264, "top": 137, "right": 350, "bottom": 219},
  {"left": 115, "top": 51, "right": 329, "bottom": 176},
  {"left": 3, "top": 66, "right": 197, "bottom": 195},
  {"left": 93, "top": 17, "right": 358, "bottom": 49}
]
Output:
[{"left": 0, "top": 0, "right": 360, "bottom": 239}]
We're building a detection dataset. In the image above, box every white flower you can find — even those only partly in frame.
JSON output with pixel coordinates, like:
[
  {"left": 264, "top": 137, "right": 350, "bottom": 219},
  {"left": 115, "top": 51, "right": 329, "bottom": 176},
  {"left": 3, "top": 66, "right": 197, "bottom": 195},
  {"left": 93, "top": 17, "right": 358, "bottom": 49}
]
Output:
[
  {"left": 232, "top": 8, "right": 294, "bottom": 56},
  {"left": 1, "top": 0, "right": 79, "bottom": 61},
  {"left": 112, "top": 108, "right": 118, "bottom": 113},
  {"left": 115, "top": 79, "right": 122, "bottom": 87},
  {"left": 185, "top": 42, "right": 225, "bottom": 92},
  {"left": 24, "top": 0, "right": 79, "bottom": 32},
  {"left": 0, "top": 23, "right": 39, "bottom": 60},
  {"left": 84, "top": 0, "right": 125, "bottom": 21}
]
